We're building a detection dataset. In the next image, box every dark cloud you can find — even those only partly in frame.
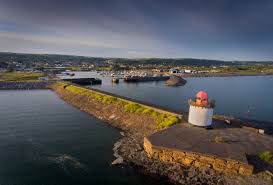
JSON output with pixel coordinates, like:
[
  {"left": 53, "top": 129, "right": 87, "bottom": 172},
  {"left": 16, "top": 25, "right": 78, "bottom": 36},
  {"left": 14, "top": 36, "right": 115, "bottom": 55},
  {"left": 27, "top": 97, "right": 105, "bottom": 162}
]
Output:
[{"left": 0, "top": 0, "right": 272, "bottom": 60}]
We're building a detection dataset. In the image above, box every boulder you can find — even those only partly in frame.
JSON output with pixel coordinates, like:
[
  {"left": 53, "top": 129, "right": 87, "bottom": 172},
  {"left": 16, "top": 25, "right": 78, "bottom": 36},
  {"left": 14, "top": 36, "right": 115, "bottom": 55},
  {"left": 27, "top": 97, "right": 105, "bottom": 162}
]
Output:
[{"left": 166, "top": 76, "right": 187, "bottom": 86}]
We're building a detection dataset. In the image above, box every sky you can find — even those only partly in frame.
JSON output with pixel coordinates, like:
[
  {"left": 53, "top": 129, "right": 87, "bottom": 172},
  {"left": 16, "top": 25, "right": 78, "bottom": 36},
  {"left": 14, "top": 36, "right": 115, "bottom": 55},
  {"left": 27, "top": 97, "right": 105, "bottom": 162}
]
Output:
[{"left": 0, "top": 0, "right": 273, "bottom": 61}]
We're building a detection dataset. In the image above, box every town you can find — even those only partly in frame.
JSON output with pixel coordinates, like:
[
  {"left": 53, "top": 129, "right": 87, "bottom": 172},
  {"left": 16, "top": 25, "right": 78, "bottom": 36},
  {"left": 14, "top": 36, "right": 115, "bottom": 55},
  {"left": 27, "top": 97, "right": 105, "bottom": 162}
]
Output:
[{"left": 1, "top": 52, "right": 273, "bottom": 80}]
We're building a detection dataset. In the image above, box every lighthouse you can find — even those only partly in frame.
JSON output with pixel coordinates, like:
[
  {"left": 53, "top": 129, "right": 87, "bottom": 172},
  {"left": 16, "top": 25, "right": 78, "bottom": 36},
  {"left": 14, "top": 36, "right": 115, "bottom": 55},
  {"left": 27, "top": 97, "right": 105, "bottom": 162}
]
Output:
[{"left": 188, "top": 91, "right": 215, "bottom": 127}]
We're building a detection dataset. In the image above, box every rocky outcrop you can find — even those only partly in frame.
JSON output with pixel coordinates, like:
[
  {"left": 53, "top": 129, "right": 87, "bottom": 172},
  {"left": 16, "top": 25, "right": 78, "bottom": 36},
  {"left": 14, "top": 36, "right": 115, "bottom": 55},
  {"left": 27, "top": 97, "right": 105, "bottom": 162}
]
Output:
[{"left": 165, "top": 76, "right": 187, "bottom": 86}]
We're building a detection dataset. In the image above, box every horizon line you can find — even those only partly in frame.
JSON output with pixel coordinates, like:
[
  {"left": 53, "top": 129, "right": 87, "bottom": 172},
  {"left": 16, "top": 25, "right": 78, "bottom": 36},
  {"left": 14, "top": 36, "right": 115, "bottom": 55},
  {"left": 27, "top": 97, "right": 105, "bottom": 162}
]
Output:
[{"left": 0, "top": 51, "right": 272, "bottom": 63}]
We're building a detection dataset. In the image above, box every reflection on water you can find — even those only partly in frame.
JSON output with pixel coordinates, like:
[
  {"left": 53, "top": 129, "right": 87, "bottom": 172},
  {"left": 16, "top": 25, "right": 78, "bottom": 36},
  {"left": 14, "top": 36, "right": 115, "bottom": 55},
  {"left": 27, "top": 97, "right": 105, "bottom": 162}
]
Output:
[{"left": 0, "top": 90, "right": 161, "bottom": 185}]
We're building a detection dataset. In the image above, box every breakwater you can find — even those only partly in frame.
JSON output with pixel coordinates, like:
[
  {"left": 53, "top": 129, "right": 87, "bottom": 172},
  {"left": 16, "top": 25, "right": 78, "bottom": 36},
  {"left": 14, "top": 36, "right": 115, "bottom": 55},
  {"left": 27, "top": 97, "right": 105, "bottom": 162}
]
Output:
[
  {"left": 50, "top": 82, "right": 229, "bottom": 185},
  {"left": 63, "top": 77, "right": 102, "bottom": 85},
  {"left": 50, "top": 82, "right": 273, "bottom": 185},
  {"left": 0, "top": 81, "right": 52, "bottom": 90},
  {"left": 123, "top": 76, "right": 170, "bottom": 82},
  {"left": 51, "top": 82, "right": 182, "bottom": 132}
]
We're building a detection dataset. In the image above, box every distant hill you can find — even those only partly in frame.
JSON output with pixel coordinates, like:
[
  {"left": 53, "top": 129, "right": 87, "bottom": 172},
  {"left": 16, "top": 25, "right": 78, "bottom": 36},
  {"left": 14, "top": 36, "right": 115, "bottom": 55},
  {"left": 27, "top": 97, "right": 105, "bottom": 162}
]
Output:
[
  {"left": 0, "top": 52, "right": 105, "bottom": 65},
  {"left": 0, "top": 52, "right": 272, "bottom": 66}
]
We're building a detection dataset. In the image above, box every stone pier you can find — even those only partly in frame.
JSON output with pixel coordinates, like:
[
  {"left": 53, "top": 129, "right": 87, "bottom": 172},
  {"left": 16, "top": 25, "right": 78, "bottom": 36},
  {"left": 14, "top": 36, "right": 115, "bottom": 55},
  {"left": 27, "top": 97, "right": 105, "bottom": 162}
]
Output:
[{"left": 144, "top": 123, "right": 273, "bottom": 175}]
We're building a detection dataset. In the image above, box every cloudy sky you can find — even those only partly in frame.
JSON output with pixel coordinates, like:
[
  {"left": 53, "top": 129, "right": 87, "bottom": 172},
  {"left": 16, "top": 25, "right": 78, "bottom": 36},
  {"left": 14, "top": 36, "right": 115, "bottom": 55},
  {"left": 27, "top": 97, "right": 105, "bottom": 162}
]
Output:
[{"left": 0, "top": 0, "right": 273, "bottom": 60}]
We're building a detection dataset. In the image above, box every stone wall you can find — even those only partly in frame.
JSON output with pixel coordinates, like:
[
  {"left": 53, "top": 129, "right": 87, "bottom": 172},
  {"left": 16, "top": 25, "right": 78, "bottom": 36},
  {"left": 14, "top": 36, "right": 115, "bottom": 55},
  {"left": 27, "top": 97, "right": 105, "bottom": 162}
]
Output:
[
  {"left": 0, "top": 81, "right": 52, "bottom": 90},
  {"left": 144, "top": 137, "right": 254, "bottom": 176}
]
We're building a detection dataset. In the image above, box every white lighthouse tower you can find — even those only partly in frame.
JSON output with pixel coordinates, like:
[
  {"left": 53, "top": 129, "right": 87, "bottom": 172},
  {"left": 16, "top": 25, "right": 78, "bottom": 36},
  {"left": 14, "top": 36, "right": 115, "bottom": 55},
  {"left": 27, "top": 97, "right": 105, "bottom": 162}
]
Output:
[{"left": 188, "top": 91, "right": 215, "bottom": 127}]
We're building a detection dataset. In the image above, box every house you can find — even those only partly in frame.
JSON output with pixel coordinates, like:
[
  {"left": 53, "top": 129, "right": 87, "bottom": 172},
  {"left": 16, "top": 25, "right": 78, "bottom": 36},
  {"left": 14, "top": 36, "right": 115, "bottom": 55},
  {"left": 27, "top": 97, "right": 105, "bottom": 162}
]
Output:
[
  {"left": 184, "top": 69, "right": 192, "bottom": 73},
  {"left": 169, "top": 68, "right": 180, "bottom": 74},
  {"left": 38, "top": 76, "right": 49, "bottom": 81}
]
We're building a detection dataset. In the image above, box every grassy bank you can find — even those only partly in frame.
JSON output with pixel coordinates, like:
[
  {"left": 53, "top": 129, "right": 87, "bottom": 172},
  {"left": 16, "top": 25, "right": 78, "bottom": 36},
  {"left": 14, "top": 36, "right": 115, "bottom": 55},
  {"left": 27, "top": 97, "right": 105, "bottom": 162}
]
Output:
[
  {"left": 0, "top": 72, "right": 44, "bottom": 82},
  {"left": 57, "top": 82, "right": 181, "bottom": 128}
]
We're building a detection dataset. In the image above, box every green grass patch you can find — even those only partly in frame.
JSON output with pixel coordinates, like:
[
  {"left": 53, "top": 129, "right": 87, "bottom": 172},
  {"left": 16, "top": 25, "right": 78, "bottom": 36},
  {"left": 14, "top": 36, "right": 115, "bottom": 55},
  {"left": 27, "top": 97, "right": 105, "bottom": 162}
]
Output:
[
  {"left": 64, "top": 84, "right": 118, "bottom": 105},
  {"left": 60, "top": 83, "right": 181, "bottom": 128},
  {"left": 259, "top": 151, "right": 273, "bottom": 163},
  {"left": 93, "top": 93, "right": 118, "bottom": 104},
  {"left": 124, "top": 103, "right": 144, "bottom": 113},
  {"left": 124, "top": 103, "right": 181, "bottom": 128},
  {"left": 152, "top": 113, "right": 180, "bottom": 128},
  {"left": 0, "top": 72, "right": 44, "bottom": 82}
]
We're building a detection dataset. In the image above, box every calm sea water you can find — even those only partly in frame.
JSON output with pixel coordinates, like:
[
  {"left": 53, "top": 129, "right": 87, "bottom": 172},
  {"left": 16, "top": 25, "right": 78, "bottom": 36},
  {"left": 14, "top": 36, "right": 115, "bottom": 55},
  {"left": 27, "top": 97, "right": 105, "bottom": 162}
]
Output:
[
  {"left": 0, "top": 90, "right": 162, "bottom": 185},
  {"left": 75, "top": 72, "right": 273, "bottom": 122}
]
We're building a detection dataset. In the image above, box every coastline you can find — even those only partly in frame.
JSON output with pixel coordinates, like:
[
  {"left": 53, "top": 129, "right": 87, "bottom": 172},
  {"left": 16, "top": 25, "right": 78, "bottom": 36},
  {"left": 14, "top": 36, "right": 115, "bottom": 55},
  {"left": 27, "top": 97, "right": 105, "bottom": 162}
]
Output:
[
  {"left": 50, "top": 82, "right": 226, "bottom": 185},
  {"left": 0, "top": 80, "right": 271, "bottom": 184},
  {"left": 173, "top": 73, "right": 273, "bottom": 78},
  {"left": 49, "top": 82, "right": 272, "bottom": 185}
]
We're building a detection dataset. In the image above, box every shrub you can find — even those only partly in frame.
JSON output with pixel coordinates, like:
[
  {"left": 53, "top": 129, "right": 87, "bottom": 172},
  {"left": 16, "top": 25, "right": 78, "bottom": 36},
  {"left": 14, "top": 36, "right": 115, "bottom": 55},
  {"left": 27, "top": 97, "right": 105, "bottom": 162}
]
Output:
[
  {"left": 157, "top": 115, "right": 180, "bottom": 128},
  {"left": 259, "top": 151, "right": 273, "bottom": 162},
  {"left": 142, "top": 108, "right": 154, "bottom": 114},
  {"left": 124, "top": 103, "right": 143, "bottom": 113},
  {"left": 64, "top": 84, "right": 118, "bottom": 105},
  {"left": 101, "top": 96, "right": 118, "bottom": 104}
]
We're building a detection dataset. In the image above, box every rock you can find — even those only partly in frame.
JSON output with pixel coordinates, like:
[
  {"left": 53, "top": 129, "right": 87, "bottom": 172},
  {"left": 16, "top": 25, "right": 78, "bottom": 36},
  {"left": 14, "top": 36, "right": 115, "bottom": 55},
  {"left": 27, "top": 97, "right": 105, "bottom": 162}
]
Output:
[
  {"left": 165, "top": 76, "right": 187, "bottom": 86},
  {"left": 113, "top": 141, "right": 122, "bottom": 151},
  {"left": 111, "top": 157, "right": 124, "bottom": 165},
  {"left": 109, "top": 114, "right": 116, "bottom": 119},
  {"left": 120, "top": 132, "right": 125, "bottom": 136}
]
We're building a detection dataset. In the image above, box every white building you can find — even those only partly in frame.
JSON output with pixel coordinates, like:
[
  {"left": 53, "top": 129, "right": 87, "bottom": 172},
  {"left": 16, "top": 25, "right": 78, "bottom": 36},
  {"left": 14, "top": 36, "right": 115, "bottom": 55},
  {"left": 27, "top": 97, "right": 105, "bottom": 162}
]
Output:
[
  {"left": 184, "top": 69, "right": 192, "bottom": 73},
  {"left": 188, "top": 91, "right": 215, "bottom": 127},
  {"left": 38, "top": 76, "right": 49, "bottom": 81}
]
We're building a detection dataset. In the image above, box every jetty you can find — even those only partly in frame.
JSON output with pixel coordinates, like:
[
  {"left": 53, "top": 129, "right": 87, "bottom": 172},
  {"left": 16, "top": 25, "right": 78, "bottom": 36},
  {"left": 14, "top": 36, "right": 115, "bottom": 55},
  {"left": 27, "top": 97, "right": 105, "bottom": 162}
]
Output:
[
  {"left": 123, "top": 76, "right": 170, "bottom": 82},
  {"left": 62, "top": 77, "right": 102, "bottom": 85},
  {"left": 50, "top": 82, "right": 273, "bottom": 184}
]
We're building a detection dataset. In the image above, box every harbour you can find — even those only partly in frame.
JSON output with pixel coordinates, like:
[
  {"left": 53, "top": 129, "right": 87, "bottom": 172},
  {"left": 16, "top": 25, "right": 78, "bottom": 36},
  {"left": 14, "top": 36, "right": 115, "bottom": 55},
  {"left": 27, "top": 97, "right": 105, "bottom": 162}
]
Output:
[
  {"left": 1, "top": 1, "right": 273, "bottom": 184},
  {"left": 61, "top": 71, "right": 273, "bottom": 123},
  {"left": 51, "top": 81, "right": 273, "bottom": 184},
  {"left": 0, "top": 73, "right": 273, "bottom": 184}
]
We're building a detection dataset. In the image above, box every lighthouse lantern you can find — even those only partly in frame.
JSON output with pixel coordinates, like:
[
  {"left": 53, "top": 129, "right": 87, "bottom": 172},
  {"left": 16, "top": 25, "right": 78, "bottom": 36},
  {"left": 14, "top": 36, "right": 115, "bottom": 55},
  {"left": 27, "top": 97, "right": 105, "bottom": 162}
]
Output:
[{"left": 188, "top": 91, "right": 215, "bottom": 127}]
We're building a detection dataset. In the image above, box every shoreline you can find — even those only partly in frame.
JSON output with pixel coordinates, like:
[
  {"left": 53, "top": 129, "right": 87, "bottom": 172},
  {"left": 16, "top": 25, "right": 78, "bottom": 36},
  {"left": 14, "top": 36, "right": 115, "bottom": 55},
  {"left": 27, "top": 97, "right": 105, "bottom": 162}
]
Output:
[
  {"left": 176, "top": 73, "right": 273, "bottom": 78},
  {"left": 50, "top": 82, "right": 272, "bottom": 185},
  {"left": 0, "top": 81, "right": 272, "bottom": 184},
  {"left": 50, "top": 82, "right": 227, "bottom": 185}
]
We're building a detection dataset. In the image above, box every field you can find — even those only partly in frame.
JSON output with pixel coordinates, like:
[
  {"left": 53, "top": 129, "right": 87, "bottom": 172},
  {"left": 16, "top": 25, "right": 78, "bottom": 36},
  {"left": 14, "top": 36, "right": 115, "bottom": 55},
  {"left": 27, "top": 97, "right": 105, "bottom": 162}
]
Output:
[
  {"left": 0, "top": 72, "right": 44, "bottom": 82},
  {"left": 189, "top": 65, "right": 273, "bottom": 75}
]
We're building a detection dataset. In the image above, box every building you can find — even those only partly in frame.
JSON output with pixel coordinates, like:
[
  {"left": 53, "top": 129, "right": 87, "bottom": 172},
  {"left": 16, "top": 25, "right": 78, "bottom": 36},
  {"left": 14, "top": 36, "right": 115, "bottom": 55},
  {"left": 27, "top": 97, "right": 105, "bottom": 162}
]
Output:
[
  {"left": 38, "top": 76, "right": 49, "bottom": 81},
  {"left": 184, "top": 69, "right": 192, "bottom": 73},
  {"left": 169, "top": 68, "right": 180, "bottom": 74},
  {"left": 188, "top": 91, "right": 215, "bottom": 127}
]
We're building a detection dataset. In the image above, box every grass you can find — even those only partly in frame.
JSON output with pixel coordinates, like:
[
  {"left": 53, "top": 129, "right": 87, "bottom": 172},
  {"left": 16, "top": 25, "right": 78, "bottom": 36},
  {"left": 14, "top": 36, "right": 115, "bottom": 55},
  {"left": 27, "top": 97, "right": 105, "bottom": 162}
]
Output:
[
  {"left": 59, "top": 82, "right": 181, "bottom": 128},
  {"left": 259, "top": 151, "right": 273, "bottom": 163},
  {"left": 188, "top": 65, "right": 273, "bottom": 74},
  {"left": 122, "top": 103, "right": 181, "bottom": 128},
  {"left": 93, "top": 94, "right": 118, "bottom": 104},
  {"left": 0, "top": 72, "right": 44, "bottom": 82}
]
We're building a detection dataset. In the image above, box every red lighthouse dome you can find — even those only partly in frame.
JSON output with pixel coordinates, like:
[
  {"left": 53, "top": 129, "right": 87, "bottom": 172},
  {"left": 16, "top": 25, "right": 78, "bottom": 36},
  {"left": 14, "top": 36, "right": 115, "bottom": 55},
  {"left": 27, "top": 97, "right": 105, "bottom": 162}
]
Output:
[{"left": 196, "top": 91, "right": 208, "bottom": 105}]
